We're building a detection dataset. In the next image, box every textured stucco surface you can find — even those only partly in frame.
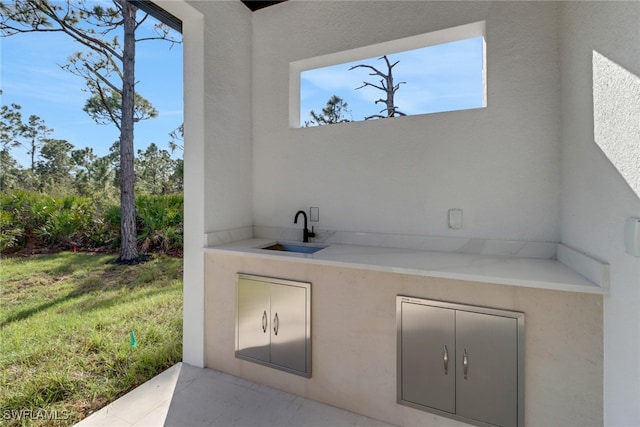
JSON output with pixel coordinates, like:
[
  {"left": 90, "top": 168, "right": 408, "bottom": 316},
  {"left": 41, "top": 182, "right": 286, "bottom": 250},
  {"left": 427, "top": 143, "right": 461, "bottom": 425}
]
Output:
[
  {"left": 593, "top": 51, "right": 640, "bottom": 199},
  {"left": 187, "top": 0, "right": 253, "bottom": 233},
  {"left": 559, "top": 3, "right": 640, "bottom": 425},
  {"left": 252, "top": 1, "right": 561, "bottom": 243}
]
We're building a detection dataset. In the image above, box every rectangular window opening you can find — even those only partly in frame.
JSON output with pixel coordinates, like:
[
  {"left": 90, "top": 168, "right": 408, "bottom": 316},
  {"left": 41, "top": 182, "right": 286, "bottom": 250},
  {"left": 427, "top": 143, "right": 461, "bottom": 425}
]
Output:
[{"left": 291, "top": 21, "right": 486, "bottom": 128}]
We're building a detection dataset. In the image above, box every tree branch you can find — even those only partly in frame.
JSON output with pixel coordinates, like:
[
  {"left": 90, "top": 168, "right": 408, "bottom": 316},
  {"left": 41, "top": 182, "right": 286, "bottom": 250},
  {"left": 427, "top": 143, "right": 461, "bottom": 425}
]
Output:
[
  {"left": 355, "top": 81, "right": 386, "bottom": 92},
  {"left": 86, "top": 63, "right": 122, "bottom": 93},
  {"left": 381, "top": 55, "right": 400, "bottom": 70},
  {"left": 62, "top": 54, "right": 122, "bottom": 95},
  {"left": 364, "top": 114, "right": 387, "bottom": 120},
  {"left": 134, "top": 12, "right": 148, "bottom": 30},
  {"left": 349, "top": 63, "right": 386, "bottom": 79},
  {"left": 96, "top": 84, "right": 122, "bottom": 132},
  {"left": 135, "top": 35, "right": 178, "bottom": 44},
  {"left": 392, "top": 82, "right": 406, "bottom": 92},
  {"left": 2, "top": 0, "right": 124, "bottom": 62}
]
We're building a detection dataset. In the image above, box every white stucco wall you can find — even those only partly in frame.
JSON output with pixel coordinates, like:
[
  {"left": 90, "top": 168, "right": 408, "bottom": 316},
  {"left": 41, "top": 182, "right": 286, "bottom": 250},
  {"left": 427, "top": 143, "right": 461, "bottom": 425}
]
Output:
[
  {"left": 162, "top": 0, "right": 253, "bottom": 367},
  {"left": 252, "top": 1, "right": 561, "bottom": 243},
  {"left": 559, "top": 3, "right": 640, "bottom": 425},
  {"left": 157, "top": 0, "right": 206, "bottom": 368},
  {"left": 189, "top": 1, "right": 253, "bottom": 234}
]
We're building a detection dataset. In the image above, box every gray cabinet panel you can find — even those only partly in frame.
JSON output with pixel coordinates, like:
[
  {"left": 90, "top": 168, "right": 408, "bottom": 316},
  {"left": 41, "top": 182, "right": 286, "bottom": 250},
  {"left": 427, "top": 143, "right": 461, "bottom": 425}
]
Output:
[
  {"left": 236, "top": 274, "right": 311, "bottom": 377},
  {"left": 401, "top": 302, "right": 455, "bottom": 413},
  {"left": 270, "top": 284, "right": 308, "bottom": 373},
  {"left": 237, "top": 278, "right": 271, "bottom": 363},
  {"left": 456, "top": 310, "right": 519, "bottom": 427},
  {"left": 397, "top": 296, "right": 524, "bottom": 427}
]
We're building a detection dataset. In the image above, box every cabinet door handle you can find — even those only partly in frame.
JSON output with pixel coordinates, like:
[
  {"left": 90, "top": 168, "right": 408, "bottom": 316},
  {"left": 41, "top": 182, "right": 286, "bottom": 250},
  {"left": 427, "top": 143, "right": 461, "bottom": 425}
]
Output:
[
  {"left": 463, "top": 349, "right": 469, "bottom": 379},
  {"left": 262, "top": 310, "right": 268, "bottom": 333},
  {"left": 273, "top": 312, "right": 279, "bottom": 336},
  {"left": 443, "top": 345, "right": 449, "bottom": 375}
]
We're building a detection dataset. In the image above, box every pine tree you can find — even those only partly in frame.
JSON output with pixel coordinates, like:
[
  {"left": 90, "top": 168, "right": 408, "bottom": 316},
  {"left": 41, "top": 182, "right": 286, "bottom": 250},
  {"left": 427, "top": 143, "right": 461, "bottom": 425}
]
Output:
[{"left": 1, "top": 0, "right": 180, "bottom": 263}]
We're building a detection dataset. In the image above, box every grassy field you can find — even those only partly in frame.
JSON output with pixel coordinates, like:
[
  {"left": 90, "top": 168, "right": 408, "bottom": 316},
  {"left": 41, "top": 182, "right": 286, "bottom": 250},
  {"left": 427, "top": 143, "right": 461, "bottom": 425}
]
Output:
[{"left": 0, "top": 252, "right": 183, "bottom": 426}]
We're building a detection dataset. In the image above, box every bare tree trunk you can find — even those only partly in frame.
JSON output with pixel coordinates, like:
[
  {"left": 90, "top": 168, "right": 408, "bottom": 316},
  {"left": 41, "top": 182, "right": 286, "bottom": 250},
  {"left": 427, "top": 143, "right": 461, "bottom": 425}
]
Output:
[
  {"left": 350, "top": 55, "right": 406, "bottom": 120},
  {"left": 118, "top": 0, "right": 138, "bottom": 262},
  {"left": 30, "top": 139, "right": 35, "bottom": 172}
]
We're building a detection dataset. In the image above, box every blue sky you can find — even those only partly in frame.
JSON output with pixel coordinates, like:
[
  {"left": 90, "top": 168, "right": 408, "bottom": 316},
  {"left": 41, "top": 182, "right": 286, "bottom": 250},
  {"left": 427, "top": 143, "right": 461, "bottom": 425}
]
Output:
[
  {"left": 301, "top": 36, "right": 484, "bottom": 126},
  {"left": 1, "top": 8, "right": 183, "bottom": 167}
]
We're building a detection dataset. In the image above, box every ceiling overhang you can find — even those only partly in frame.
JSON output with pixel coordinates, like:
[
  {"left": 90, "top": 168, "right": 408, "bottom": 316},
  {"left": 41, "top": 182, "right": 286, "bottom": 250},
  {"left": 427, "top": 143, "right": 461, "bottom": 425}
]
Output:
[{"left": 241, "top": 1, "right": 286, "bottom": 12}]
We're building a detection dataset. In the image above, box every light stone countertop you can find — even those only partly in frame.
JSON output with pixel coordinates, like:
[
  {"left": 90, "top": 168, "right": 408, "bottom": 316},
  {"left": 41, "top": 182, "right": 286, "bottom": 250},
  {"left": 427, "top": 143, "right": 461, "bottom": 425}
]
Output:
[{"left": 204, "top": 238, "right": 606, "bottom": 295}]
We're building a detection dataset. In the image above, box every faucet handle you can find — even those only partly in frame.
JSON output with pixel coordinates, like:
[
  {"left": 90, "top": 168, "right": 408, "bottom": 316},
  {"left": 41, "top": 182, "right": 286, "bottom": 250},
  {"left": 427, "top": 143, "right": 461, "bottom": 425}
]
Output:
[{"left": 309, "top": 226, "right": 316, "bottom": 239}]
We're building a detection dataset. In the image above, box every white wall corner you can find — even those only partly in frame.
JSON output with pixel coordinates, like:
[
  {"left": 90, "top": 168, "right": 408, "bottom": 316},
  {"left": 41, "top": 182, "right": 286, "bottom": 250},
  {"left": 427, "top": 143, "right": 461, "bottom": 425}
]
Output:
[{"left": 557, "top": 243, "right": 610, "bottom": 290}]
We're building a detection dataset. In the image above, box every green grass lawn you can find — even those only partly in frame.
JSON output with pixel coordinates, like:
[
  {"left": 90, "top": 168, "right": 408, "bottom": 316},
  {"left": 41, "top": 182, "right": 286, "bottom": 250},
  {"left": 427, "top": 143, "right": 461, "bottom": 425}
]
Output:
[{"left": 0, "top": 252, "right": 183, "bottom": 426}]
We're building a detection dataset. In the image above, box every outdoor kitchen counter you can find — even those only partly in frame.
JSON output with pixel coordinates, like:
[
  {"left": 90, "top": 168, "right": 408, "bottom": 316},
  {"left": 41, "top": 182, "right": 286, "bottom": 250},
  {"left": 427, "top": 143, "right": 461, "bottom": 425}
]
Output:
[{"left": 204, "top": 238, "right": 606, "bottom": 295}]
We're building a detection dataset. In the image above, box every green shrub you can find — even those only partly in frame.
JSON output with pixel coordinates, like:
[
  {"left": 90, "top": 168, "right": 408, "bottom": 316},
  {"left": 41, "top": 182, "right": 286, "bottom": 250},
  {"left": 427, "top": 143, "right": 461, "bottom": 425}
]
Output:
[
  {"left": 33, "top": 195, "right": 96, "bottom": 247},
  {"left": 80, "top": 204, "right": 121, "bottom": 249},
  {"left": 0, "top": 190, "right": 41, "bottom": 250},
  {"left": 136, "top": 194, "right": 183, "bottom": 254},
  {"left": 0, "top": 190, "right": 102, "bottom": 251},
  {"left": 0, "top": 209, "right": 21, "bottom": 251},
  {"left": 0, "top": 190, "right": 183, "bottom": 254}
]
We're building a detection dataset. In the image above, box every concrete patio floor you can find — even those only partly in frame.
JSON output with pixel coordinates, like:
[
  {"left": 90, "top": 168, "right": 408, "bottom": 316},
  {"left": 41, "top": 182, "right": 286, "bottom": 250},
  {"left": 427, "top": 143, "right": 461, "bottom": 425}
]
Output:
[{"left": 74, "top": 363, "right": 396, "bottom": 427}]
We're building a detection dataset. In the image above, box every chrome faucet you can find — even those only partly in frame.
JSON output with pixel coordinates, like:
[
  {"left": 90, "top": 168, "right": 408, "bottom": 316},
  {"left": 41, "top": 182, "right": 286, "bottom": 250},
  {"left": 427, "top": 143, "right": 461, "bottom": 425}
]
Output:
[{"left": 294, "top": 210, "right": 315, "bottom": 242}]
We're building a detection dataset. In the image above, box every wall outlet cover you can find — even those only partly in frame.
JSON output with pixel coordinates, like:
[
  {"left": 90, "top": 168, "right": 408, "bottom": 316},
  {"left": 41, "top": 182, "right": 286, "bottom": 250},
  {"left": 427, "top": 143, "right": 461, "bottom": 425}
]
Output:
[
  {"left": 625, "top": 217, "right": 640, "bottom": 257},
  {"left": 448, "top": 209, "right": 463, "bottom": 230},
  {"left": 310, "top": 207, "right": 319, "bottom": 222}
]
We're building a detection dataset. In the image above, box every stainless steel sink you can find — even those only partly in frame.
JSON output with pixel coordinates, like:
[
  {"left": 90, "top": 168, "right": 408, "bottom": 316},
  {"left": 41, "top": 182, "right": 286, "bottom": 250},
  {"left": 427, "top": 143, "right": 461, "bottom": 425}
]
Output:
[{"left": 260, "top": 242, "right": 327, "bottom": 254}]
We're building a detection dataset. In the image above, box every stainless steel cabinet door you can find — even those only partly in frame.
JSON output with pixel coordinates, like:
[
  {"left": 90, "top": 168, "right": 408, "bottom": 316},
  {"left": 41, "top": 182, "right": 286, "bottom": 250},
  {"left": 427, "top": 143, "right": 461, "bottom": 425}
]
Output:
[
  {"left": 456, "top": 310, "right": 519, "bottom": 427},
  {"left": 237, "top": 274, "right": 312, "bottom": 377},
  {"left": 400, "top": 302, "right": 456, "bottom": 413},
  {"left": 237, "top": 277, "right": 271, "bottom": 363},
  {"left": 270, "top": 284, "right": 308, "bottom": 373}
]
